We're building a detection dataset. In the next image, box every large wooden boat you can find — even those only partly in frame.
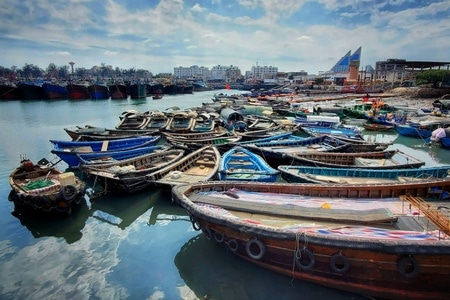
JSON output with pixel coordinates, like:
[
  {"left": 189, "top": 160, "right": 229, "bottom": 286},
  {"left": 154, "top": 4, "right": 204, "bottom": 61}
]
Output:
[
  {"left": 172, "top": 181, "right": 450, "bottom": 299},
  {"left": 77, "top": 145, "right": 163, "bottom": 165},
  {"left": 278, "top": 165, "right": 450, "bottom": 186},
  {"left": 109, "top": 83, "right": 128, "bottom": 99},
  {"left": 165, "top": 133, "right": 242, "bottom": 151},
  {"left": 283, "top": 149, "right": 425, "bottom": 169},
  {"left": 362, "top": 122, "right": 394, "bottom": 131},
  {"left": 88, "top": 83, "right": 109, "bottom": 100},
  {"left": 219, "top": 146, "right": 279, "bottom": 182},
  {"left": 239, "top": 134, "right": 351, "bottom": 162},
  {"left": 42, "top": 82, "right": 68, "bottom": 99},
  {"left": 8, "top": 157, "right": 87, "bottom": 216},
  {"left": 50, "top": 136, "right": 160, "bottom": 168},
  {"left": 129, "top": 83, "right": 147, "bottom": 99},
  {"left": 64, "top": 125, "right": 158, "bottom": 141},
  {"left": 67, "top": 83, "right": 90, "bottom": 100},
  {"left": 17, "top": 82, "right": 45, "bottom": 100},
  {"left": 146, "top": 146, "right": 220, "bottom": 188},
  {"left": 80, "top": 149, "right": 184, "bottom": 194}
]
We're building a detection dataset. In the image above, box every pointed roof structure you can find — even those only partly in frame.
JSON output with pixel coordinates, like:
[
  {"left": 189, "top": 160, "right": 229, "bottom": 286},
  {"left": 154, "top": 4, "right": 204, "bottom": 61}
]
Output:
[{"left": 329, "top": 47, "right": 362, "bottom": 73}]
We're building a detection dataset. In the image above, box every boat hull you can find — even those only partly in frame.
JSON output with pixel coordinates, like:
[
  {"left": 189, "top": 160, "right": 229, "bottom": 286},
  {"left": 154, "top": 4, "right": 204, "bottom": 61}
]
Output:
[{"left": 172, "top": 181, "right": 450, "bottom": 299}]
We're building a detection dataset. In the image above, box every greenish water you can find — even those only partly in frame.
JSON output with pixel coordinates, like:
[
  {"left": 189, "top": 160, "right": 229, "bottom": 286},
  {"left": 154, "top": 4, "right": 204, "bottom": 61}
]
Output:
[{"left": 0, "top": 91, "right": 448, "bottom": 299}]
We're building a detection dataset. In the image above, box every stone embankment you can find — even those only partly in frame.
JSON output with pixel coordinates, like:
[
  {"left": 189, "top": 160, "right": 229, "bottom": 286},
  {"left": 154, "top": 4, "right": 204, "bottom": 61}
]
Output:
[{"left": 389, "top": 87, "right": 450, "bottom": 99}]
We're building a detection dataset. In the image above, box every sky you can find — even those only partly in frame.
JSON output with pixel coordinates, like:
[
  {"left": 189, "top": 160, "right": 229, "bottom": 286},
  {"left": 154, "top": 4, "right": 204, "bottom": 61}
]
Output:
[{"left": 0, "top": 0, "right": 449, "bottom": 75}]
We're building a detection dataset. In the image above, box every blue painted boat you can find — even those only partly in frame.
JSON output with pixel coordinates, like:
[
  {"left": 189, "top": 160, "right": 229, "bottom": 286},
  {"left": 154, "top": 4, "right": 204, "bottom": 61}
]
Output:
[
  {"left": 50, "top": 136, "right": 161, "bottom": 168},
  {"left": 77, "top": 145, "right": 163, "bottom": 165},
  {"left": 218, "top": 146, "right": 279, "bottom": 182},
  {"left": 88, "top": 83, "right": 109, "bottom": 100},
  {"left": 395, "top": 124, "right": 432, "bottom": 138},
  {"left": 278, "top": 165, "right": 450, "bottom": 185},
  {"left": 42, "top": 82, "right": 69, "bottom": 99},
  {"left": 240, "top": 134, "right": 351, "bottom": 162}
]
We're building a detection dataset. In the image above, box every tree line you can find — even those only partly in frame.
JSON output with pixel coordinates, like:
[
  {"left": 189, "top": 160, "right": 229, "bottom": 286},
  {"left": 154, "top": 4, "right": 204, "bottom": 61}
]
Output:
[{"left": 0, "top": 63, "right": 169, "bottom": 81}]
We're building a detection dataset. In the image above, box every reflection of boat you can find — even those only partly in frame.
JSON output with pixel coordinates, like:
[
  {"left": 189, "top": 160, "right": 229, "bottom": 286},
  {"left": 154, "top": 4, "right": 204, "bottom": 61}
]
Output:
[
  {"left": 8, "top": 156, "right": 87, "bottom": 217},
  {"left": 219, "top": 146, "right": 279, "bottom": 182},
  {"left": 175, "top": 234, "right": 336, "bottom": 300},
  {"left": 11, "top": 198, "right": 90, "bottom": 244},
  {"left": 80, "top": 149, "right": 185, "bottom": 194},
  {"left": 172, "top": 181, "right": 450, "bottom": 300},
  {"left": 278, "top": 165, "right": 450, "bottom": 185},
  {"left": 90, "top": 190, "right": 160, "bottom": 230},
  {"left": 50, "top": 136, "right": 161, "bottom": 168}
]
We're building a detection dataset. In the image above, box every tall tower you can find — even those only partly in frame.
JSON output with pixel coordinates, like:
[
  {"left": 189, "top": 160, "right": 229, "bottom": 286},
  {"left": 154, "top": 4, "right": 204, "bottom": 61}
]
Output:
[
  {"left": 348, "top": 47, "right": 361, "bottom": 81},
  {"left": 69, "top": 62, "right": 75, "bottom": 74}
]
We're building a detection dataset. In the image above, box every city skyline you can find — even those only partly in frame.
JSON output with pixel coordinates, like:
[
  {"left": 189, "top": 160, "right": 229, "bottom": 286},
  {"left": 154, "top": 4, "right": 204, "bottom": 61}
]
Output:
[{"left": 0, "top": 0, "right": 449, "bottom": 74}]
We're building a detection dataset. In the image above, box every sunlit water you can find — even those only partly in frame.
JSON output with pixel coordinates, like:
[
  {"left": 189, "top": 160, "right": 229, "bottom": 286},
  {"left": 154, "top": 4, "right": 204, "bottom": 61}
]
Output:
[{"left": 0, "top": 91, "right": 448, "bottom": 299}]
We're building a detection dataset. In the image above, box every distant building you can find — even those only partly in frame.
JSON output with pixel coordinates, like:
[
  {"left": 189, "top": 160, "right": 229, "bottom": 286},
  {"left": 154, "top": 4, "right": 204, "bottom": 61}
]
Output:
[
  {"left": 211, "top": 65, "right": 241, "bottom": 82},
  {"left": 322, "top": 47, "right": 367, "bottom": 85},
  {"left": 174, "top": 65, "right": 210, "bottom": 80},
  {"left": 374, "top": 59, "right": 450, "bottom": 86},
  {"left": 247, "top": 64, "right": 278, "bottom": 83}
]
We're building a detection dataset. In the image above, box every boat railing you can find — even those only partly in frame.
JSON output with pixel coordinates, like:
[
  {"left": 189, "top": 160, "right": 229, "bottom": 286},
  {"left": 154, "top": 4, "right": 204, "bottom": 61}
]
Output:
[{"left": 401, "top": 195, "right": 450, "bottom": 237}]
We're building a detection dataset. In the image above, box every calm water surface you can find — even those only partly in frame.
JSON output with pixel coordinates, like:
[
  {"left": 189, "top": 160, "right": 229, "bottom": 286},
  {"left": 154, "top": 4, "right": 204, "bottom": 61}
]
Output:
[{"left": 0, "top": 91, "right": 449, "bottom": 300}]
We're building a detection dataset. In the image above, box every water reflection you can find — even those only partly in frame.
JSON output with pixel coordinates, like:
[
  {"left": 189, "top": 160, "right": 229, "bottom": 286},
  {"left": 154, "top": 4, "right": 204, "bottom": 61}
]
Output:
[
  {"left": 174, "top": 234, "right": 367, "bottom": 300},
  {"left": 9, "top": 187, "right": 169, "bottom": 244}
]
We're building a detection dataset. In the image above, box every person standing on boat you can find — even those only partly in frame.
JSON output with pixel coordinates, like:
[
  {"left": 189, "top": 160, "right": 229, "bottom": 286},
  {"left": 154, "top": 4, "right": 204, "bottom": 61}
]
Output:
[{"left": 363, "top": 93, "right": 370, "bottom": 102}]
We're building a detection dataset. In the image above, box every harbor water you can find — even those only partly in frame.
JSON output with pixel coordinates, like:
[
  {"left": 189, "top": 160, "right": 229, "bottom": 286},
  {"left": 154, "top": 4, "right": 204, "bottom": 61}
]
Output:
[{"left": 0, "top": 91, "right": 449, "bottom": 300}]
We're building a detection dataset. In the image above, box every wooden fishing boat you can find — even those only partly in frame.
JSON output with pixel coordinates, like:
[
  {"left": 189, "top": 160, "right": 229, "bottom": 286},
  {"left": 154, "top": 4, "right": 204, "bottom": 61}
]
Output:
[
  {"left": 192, "top": 112, "right": 216, "bottom": 132},
  {"left": 162, "top": 127, "right": 228, "bottom": 140},
  {"left": 115, "top": 110, "right": 151, "bottom": 130},
  {"left": 50, "top": 136, "right": 161, "bottom": 168},
  {"left": 363, "top": 122, "right": 394, "bottom": 131},
  {"left": 301, "top": 125, "right": 364, "bottom": 141},
  {"left": 8, "top": 156, "right": 87, "bottom": 216},
  {"left": 88, "top": 83, "right": 109, "bottom": 100},
  {"left": 172, "top": 181, "right": 450, "bottom": 300},
  {"left": 219, "top": 146, "right": 279, "bottom": 182},
  {"left": 64, "top": 125, "right": 158, "bottom": 141},
  {"left": 239, "top": 134, "right": 351, "bottom": 165},
  {"left": 80, "top": 149, "right": 185, "bottom": 194},
  {"left": 146, "top": 146, "right": 220, "bottom": 188},
  {"left": 141, "top": 111, "right": 170, "bottom": 130},
  {"left": 283, "top": 149, "right": 425, "bottom": 169},
  {"left": 278, "top": 165, "right": 450, "bottom": 186},
  {"left": 164, "top": 110, "right": 197, "bottom": 133},
  {"left": 334, "top": 135, "right": 392, "bottom": 152},
  {"left": 165, "top": 133, "right": 242, "bottom": 151},
  {"left": 77, "top": 145, "right": 164, "bottom": 165}
]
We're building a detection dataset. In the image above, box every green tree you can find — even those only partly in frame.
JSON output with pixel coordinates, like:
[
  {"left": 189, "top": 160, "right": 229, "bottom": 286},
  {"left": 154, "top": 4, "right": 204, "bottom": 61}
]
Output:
[{"left": 415, "top": 69, "right": 450, "bottom": 87}]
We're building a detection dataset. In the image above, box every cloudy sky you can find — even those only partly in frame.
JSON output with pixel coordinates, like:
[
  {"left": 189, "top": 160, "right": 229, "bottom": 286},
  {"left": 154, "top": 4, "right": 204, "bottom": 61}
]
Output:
[{"left": 0, "top": 0, "right": 449, "bottom": 75}]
